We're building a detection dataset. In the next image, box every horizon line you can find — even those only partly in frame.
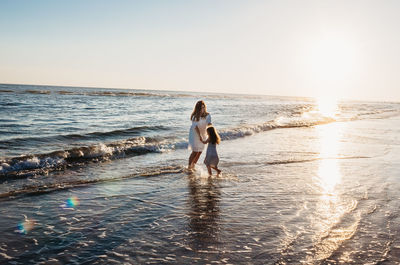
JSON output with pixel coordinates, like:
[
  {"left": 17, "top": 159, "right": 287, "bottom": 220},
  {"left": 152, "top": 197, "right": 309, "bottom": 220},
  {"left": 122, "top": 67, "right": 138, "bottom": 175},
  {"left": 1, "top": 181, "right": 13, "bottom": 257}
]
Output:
[{"left": 0, "top": 82, "right": 397, "bottom": 104}]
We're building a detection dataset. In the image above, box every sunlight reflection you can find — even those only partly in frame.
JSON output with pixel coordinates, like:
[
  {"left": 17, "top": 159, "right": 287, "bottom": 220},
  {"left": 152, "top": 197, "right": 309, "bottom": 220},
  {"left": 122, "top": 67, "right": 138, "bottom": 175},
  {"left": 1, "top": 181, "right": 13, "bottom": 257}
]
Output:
[
  {"left": 318, "top": 159, "right": 340, "bottom": 194},
  {"left": 317, "top": 122, "right": 344, "bottom": 194},
  {"left": 316, "top": 96, "right": 338, "bottom": 118},
  {"left": 305, "top": 116, "right": 355, "bottom": 263}
]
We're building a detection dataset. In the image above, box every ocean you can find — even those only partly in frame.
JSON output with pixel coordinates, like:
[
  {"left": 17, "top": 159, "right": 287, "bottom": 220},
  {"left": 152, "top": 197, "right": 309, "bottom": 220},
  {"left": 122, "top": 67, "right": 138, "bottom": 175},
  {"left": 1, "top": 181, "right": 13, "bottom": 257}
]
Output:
[{"left": 1, "top": 83, "right": 400, "bottom": 264}]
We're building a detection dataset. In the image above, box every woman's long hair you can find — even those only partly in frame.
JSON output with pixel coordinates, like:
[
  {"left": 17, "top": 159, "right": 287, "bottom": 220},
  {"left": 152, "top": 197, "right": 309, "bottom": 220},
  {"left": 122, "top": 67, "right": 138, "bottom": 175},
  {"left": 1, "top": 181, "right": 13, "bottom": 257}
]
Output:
[
  {"left": 190, "top": 100, "right": 209, "bottom": 121},
  {"left": 207, "top": 126, "right": 221, "bottom": 144}
]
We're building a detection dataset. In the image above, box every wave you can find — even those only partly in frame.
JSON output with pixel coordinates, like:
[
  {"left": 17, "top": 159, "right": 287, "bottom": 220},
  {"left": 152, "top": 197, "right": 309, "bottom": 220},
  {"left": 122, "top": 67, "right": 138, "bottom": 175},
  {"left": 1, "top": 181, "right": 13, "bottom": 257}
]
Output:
[
  {"left": 0, "top": 87, "right": 194, "bottom": 98},
  {"left": 217, "top": 106, "right": 399, "bottom": 143},
  {"left": 0, "top": 89, "right": 13, "bottom": 93},
  {"left": 57, "top": 90, "right": 190, "bottom": 98},
  {"left": 0, "top": 165, "right": 185, "bottom": 200},
  {"left": 0, "top": 85, "right": 191, "bottom": 98},
  {"left": 0, "top": 136, "right": 178, "bottom": 179},
  {"left": 25, "top": 89, "right": 52, "bottom": 94},
  {"left": 357, "top": 109, "right": 400, "bottom": 120},
  {"left": 219, "top": 112, "right": 336, "bottom": 140},
  {"left": 0, "top": 125, "right": 170, "bottom": 148},
  {"left": 223, "top": 155, "right": 371, "bottom": 167}
]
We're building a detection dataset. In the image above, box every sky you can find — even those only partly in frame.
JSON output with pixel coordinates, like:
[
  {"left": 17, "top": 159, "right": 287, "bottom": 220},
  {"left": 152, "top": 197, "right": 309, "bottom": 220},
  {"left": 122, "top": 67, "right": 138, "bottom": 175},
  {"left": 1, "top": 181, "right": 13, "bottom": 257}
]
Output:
[{"left": 0, "top": 0, "right": 399, "bottom": 101}]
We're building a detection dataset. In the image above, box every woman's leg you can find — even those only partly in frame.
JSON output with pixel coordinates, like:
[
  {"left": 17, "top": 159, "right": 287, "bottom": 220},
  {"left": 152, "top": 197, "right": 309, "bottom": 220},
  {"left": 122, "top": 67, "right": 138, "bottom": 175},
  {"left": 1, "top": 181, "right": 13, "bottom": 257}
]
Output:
[
  {"left": 193, "top": 152, "right": 202, "bottom": 165},
  {"left": 188, "top": 152, "right": 197, "bottom": 169}
]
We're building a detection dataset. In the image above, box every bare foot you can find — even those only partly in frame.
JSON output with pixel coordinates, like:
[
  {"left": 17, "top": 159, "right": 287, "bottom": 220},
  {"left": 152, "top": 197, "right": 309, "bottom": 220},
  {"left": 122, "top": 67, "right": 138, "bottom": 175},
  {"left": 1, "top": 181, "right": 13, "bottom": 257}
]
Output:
[{"left": 216, "top": 169, "right": 222, "bottom": 175}]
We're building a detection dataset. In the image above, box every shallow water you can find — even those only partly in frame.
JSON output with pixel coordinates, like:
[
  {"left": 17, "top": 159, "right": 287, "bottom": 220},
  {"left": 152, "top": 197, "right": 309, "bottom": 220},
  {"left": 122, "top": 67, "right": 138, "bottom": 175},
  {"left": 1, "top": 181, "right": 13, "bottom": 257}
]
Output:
[{"left": 1, "top": 84, "right": 400, "bottom": 264}]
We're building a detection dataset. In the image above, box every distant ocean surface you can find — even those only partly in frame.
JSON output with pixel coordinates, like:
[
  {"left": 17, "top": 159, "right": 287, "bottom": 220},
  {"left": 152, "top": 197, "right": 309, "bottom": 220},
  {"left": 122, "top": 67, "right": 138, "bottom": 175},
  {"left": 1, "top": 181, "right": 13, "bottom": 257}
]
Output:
[{"left": 1, "top": 83, "right": 400, "bottom": 264}]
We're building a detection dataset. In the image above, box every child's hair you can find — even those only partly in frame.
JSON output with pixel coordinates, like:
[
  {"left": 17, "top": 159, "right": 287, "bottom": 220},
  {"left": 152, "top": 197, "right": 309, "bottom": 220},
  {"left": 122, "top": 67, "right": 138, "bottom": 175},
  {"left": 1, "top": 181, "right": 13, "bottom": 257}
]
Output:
[
  {"left": 190, "top": 100, "right": 208, "bottom": 121},
  {"left": 207, "top": 126, "right": 221, "bottom": 144}
]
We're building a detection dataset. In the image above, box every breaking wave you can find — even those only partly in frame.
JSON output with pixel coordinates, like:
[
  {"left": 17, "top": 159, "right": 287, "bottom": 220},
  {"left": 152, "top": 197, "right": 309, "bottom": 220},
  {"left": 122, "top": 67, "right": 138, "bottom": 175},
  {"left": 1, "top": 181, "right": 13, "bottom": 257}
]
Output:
[
  {"left": 0, "top": 136, "right": 176, "bottom": 179},
  {"left": 219, "top": 112, "right": 336, "bottom": 140}
]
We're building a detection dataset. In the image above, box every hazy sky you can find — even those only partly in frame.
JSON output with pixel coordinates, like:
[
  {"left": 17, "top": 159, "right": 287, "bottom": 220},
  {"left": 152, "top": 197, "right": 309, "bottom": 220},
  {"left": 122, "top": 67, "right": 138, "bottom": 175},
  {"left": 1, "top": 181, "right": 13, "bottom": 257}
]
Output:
[{"left": 1, "top": 0, "right": 399, "bottom": 101}]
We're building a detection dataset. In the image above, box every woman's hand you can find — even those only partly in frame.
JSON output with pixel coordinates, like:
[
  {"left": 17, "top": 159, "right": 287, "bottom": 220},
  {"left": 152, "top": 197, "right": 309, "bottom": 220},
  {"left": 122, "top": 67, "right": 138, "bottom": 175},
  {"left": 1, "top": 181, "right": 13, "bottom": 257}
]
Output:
[{"left": 195, "top": 126, "right": 202, "bottom": 139}]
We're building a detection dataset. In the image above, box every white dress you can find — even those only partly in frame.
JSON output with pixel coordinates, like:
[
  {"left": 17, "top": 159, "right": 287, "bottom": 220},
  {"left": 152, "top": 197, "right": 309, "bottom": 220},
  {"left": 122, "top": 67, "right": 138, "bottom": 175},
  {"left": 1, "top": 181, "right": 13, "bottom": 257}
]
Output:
[{"left": 188, "top": 114, "right": 211, "bottom": 152}]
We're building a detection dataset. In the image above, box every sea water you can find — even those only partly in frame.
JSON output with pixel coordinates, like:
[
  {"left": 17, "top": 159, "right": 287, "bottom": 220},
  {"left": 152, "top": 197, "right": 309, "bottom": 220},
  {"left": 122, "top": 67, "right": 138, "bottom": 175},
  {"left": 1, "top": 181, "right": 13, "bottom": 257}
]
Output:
[{"left": 0, "top": 84, "right": 400, "bottom": 264}]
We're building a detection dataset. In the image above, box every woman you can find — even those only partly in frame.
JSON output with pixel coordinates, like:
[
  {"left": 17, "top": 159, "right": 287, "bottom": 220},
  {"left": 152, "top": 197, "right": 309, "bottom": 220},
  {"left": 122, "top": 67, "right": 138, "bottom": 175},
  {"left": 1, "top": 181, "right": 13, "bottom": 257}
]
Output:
[{"left": 188, "top": 100, "right": 212, "bottom": 170}]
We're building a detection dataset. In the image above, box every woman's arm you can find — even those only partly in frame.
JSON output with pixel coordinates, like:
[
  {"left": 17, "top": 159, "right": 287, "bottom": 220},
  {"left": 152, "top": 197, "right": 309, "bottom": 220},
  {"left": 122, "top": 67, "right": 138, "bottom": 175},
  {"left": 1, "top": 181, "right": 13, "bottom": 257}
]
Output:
[
  {"left": 201, "top": 138, "right": 209, "bottom": 144},
  {"left": 195, "top": 126, "right": 203, "bottom": 141}
]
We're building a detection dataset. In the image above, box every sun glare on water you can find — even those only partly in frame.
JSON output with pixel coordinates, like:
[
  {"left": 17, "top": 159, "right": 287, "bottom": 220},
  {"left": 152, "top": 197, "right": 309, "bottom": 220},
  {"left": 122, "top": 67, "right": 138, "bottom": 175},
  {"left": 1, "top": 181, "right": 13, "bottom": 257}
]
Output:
[
  {"left": 316, "top": 96, "right": 338, "bottom": 118},
  {"left": 306, "top": 121, "right": 356, "bottom": 263},
  {"left": 317, "top": 122, "right": 343, "bottom": 193}
]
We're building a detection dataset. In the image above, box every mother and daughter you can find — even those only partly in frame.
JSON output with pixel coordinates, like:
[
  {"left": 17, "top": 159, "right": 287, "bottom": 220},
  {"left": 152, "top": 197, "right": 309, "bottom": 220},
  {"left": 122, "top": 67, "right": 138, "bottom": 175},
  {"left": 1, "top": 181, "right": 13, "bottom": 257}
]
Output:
[{"left": 188, "top": 100, "right": 221, "bottom": 176}]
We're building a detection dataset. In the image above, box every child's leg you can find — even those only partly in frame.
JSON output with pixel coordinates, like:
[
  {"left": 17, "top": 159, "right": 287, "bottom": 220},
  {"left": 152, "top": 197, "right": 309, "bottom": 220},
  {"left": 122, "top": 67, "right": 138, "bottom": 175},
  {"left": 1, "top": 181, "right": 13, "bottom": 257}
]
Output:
[
  {"left": 211, "top": 166, "right": 221, "bottom": 174},
  {"left": 206, "top": 165, "right": 212, "bottom": 176}
]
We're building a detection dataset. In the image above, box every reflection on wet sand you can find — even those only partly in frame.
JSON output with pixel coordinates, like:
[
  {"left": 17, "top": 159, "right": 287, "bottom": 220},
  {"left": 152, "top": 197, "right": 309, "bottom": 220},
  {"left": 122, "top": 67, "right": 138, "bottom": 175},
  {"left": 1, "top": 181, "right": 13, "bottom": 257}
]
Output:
[
  {"left": 318, "top": 123, "right": 343, "bottom": 194},
  {"left": 187, "top": 176, "right": 221, "bottom": 251},
  {"left": 306, "top": 122, "right": 360, "bottom": 263}
]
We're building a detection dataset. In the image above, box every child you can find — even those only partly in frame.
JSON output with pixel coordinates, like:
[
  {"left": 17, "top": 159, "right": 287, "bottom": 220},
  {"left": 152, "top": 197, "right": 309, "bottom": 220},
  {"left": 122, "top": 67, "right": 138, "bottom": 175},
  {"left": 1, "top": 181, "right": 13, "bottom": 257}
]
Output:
[{"left": 202, "top": 126, "right": 222, "bottom": 176}]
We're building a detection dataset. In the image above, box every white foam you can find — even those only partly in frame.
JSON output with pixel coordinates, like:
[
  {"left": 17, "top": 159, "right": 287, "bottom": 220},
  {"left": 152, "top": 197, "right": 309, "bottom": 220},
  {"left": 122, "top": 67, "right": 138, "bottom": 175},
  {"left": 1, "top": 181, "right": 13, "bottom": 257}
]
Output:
[
  {"left": 0, "top": 252, "right": 12, "bottom": 259},
  {"left": 87, "top": 143, "right": 114, "bottom": 158}
]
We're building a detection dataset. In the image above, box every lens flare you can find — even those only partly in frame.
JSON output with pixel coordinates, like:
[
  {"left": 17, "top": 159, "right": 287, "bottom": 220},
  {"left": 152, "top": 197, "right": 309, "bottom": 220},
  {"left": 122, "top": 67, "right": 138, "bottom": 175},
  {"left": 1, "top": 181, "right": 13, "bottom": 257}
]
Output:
[
  {"left": 17, "top": 218, "right": 35, "bottom": 234},
  {"left": 62, "top": 196, "right": 80, "bottom": 209}
]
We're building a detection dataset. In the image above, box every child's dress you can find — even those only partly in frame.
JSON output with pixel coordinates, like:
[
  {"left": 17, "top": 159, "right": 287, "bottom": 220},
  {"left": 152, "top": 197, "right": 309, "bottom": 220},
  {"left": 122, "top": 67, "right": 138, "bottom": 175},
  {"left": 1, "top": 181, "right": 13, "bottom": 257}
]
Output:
[{"left": 204, "top": 143, "right": 219, "bottom": 167}]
